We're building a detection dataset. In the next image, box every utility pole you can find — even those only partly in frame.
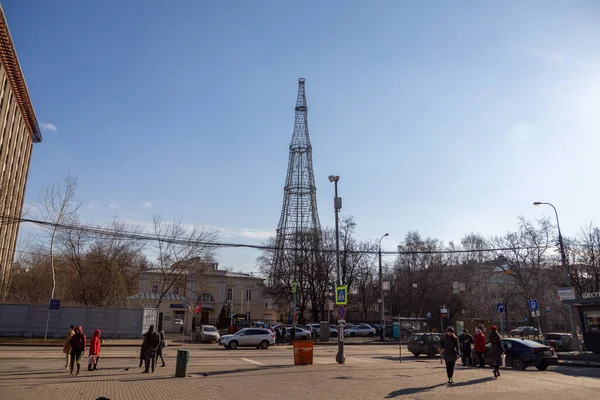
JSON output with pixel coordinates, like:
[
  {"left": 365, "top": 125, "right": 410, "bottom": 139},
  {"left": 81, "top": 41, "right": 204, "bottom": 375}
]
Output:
[
  {"left": 329, "top": 175, "right": 345, "bottom": 364},
  {"left": 378, "top": 233, "right": 389, "bottom": 342}
]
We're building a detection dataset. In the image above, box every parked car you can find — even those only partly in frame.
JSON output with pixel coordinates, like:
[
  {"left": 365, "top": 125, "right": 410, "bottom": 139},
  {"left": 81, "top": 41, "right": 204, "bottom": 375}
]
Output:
[
  {"left": 370, "top": 324, "right": 382, "bottom": 336},
  {"left": 343, "top": 323, "right": 375, "bottom": 338},
  {"left": 219, "top": 328, "right": 275, "bottom": 350},
  {"left": 408, "top": 333, "right": 443, "bottom": 358},
  {"left": 483, "top": 338, "right": 558, "bottom": 370},
  {"left": 284, "top": 326, "right": 312, "bottom": 342},
  {"left": 510, "top": 326, "right": 539, "bottom": 337},
  {"left": 198, "top": 325, "right": 220, "bottom": 343},
  {"left": 543, "top": 333, "right": 572, "bottom": 351},
  {"left": 174, "top": 319, "right": 184, "bottom": 326}
]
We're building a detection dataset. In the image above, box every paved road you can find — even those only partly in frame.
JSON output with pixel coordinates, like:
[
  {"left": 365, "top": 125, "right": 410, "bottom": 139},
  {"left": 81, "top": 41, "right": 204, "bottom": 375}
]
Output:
[{"left": 1, "top": 344, "right": 599, "bottom": 399}]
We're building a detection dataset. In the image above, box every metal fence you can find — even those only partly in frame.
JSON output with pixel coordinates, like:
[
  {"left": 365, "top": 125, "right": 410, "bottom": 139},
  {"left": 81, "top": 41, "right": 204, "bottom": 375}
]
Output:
[{"left": 0, "top": 304, "right": 157, "bottom": 339}]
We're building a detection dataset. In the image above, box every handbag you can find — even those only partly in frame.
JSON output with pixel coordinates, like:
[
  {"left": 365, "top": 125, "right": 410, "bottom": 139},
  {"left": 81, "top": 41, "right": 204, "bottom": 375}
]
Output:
[{"left": 163, "top": 340, "right": 167, "bottom": 348}]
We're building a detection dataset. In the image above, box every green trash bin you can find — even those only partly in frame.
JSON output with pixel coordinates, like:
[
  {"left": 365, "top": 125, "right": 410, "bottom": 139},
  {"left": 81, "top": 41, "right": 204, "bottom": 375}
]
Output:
[{"left": 175, "top": 349, "right": 190, "bottom": 378}]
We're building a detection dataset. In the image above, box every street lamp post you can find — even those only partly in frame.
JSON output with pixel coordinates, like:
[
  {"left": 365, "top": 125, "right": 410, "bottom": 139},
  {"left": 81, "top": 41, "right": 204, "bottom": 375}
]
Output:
[
  {"left": 533, "top": 201, "right": 582, "bottom": 352},
  {"left": 378, "top": 233, "right": 389, "bottom": 342},
  {"left": 329, "top": 175, "right": 345, "bottom": 364}
]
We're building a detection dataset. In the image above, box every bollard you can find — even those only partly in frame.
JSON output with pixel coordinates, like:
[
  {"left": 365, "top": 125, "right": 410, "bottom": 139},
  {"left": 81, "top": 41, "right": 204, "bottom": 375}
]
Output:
[{"left": 175, "top": 349, "right": 190, "bottom": 378}]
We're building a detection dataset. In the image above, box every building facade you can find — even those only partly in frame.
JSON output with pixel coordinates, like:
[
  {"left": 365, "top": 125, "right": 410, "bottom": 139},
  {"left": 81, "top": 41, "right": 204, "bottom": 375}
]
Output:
[
  {"left": 0, "top": 6, "right": 42, "bottom": 301},
  {"left": 129, "top": 260, "right": 269, "bottom": 333}
]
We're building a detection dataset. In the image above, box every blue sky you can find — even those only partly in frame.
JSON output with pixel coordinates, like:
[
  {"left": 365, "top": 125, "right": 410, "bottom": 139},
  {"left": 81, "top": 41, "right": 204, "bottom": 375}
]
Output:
[{"left": 6, "top": 1, "right": 600, "bottom": 271}]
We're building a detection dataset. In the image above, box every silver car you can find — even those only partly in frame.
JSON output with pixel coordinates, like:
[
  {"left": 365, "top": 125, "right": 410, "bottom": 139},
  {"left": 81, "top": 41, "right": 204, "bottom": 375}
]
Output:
[
  {"left": 200, "top": 325, "right": 220, "bottom": 342},
  {"left": 219, "top": 328, "right": 275, "bottom": 350}
]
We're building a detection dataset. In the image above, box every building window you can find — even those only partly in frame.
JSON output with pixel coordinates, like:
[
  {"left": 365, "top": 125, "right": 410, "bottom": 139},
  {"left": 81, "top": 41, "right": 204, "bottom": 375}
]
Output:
[
  {"left": 200, "top": 293, "right": 214, "bottom": 302},
  {"left": 246, "top": 289, "right": 252, "bottom": 302},
  {"left": 151, "top": 285, "right": 158, "bottom": 293},
  {"left": 246, "top": 312, "right": 251, "bottom": 321},
  {"left": 227, "top": 288, "right": 233, "bottom": 301},
  {"left": 265, "top": 302, "right": 268, "bottom": 309},
  {"left": 173, "top": 287, "right": 180, "bottom": 295}
]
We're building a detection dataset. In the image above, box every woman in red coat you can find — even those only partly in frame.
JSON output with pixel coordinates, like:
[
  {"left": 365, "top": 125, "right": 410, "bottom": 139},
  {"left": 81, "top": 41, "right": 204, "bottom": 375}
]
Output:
[
  {"left": 88, "top": 329, "right": 102, "bottom": 371},
  {"left": 473, "top": 328, "right": 486, "bottom": 368}
]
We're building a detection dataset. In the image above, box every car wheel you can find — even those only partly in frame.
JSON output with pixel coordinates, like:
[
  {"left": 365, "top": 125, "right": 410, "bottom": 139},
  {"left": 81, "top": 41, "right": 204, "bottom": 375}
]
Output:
[
  {"left": 350, "top": 332, "right": 356, "bottom": 338},
  {"left": 536, "top": 365, "right": 548, "bottom": 371},
  {"left": 412, "top": 353, "right": 420, "bottom": 357},
  {"left": 427, "top": 348, "right": 437, "bottom": 358},
  {"left": 368, "top": 332, "right": 374, "bottom": 337},
  {"left": 229, "top": 340, "right": 239, "bottom": 350},
  {"left": 260, "top": 340, "right": 269, "bottom": 350},
  {"left": 512, "top": 357, "right": 526, "bottom": 370}
]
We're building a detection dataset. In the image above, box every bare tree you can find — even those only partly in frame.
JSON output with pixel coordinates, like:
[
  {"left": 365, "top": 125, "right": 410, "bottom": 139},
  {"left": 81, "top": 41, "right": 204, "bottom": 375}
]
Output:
[
  {"left": 151, "top": 215, "right": 218, "bottom": 309},
  {"left": 39, "top": 173, "right": 80, "bottom": 303}
]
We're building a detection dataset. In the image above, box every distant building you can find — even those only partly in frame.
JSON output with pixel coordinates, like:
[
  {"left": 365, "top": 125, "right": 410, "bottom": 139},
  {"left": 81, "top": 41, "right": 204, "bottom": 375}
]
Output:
[
  {"left": 129, "top": 259, "right": 268, "bottom": 333},
  {"left": 0, "top": 6, "right": 42, "bottom": 300}
]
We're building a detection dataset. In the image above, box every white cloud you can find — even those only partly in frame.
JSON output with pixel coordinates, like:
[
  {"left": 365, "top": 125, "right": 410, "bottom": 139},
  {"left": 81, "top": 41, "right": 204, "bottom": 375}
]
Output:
[
  {"left": 86, "top": 202, "right": 99, "bottom": 210},
  {"left": 217, "top": 227, "right": 274, "bottom": 240},
  {"left": 506, "top": 122, "right": 537, "bottom": 143},
  {"left": 40, "top": 122, "right": 58, "bottom": 132},
  {"left": 142, "top": 202, "right": 154, "bottom": 209},
  {"left": 108, "top": 201, "right": 120, "bottom": 209}
]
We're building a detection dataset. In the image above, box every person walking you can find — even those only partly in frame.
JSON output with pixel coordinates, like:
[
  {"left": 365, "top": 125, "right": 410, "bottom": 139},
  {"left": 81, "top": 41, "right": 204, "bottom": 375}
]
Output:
[
  {"left": 280, "top": 326, "right": 286, "bottom": 344},
  {"left": 142, "top": 325, "right": 161, "bottom": 373},
  {"left": 459, "top": 329, "right": 474, "bottom": 366},
  {"left": 440, "top": 327, "right": 460, "bottom": 385},
  {"left": 290, "top": 326, "right": 296, "bottom": 343},
  {"left": 275, "top": 326, "right": 282, "bottom": 345},
  {"left": 63, "top": 325, "right": 75, "bottom": 369},
  {"left": 88, "top": 329, "right": 102, "bottom": 371},
  {"left": 69, "top": 326, "right": 86, "bottom": 376},
  {"left": 489, "top": 326, "right": 505, "bottom": 379},
  {"left": 139, "top": 332, "right": 147, "bottom": 369},
  {"left": 473, "top": 328, "right": 486, "bottom": 368},
  {"left": 156, "top": 330, "right": 166, "bottom": 367}
]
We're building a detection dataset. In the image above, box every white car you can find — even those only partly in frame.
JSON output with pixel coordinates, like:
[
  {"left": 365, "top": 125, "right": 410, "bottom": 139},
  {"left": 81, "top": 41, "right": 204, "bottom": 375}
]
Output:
[
  {"left": 345, "top": 323, "right": 376, "bottom": 338},
  {"left": 219, "top": 328, "right": 275, "bottom": 350},
  {"left": 199, "top": 325, "right": 220, "bottom": 342},
  {"left": 306, "top": 323, "right": 338, "bottom": 338}
]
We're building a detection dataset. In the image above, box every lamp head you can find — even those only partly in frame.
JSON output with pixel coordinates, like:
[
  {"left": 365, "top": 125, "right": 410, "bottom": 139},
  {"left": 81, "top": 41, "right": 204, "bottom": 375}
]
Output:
[
  {"left": 328, "top": 175, "right": 339, "bottom": 183},
  {"left": 384, "top": 233, "right": 389, "bottom": 237},
  {"left": 533, "top": 202, "right": 542, "bottom": 206}
]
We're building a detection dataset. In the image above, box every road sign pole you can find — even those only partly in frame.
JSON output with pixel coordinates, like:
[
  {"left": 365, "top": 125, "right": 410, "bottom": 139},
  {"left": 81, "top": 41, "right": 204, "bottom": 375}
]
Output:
[{"left": 500, "top": 311, "right": 504, "bottom": 337}]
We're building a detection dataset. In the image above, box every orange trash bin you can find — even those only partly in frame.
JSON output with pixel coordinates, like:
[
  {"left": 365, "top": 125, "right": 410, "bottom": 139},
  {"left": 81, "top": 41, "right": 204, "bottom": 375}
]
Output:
[{"left": 293, "top": 340, "right": 314, "bottom": 365}]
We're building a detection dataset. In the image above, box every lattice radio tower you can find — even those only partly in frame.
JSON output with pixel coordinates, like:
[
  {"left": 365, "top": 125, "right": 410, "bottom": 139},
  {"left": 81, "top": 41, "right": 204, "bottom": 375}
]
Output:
[{"left": 272, "top": 78, "right": 321, "bottom": 278}]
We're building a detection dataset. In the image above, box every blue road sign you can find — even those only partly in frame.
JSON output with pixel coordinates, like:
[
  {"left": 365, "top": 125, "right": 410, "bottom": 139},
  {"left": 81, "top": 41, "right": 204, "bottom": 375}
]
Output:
[
  {"left": 337, "top": 305, "right": 346, "bottom": 320},
  {"left": 49, "top": 299, "right": 60, "bottom": 310},
  {"left": 496, "top": 302, "right": 505, "bottom": 313},
  {"left": 546, "top": 306, "right": 551, "bottom": 313},
  {"left": 528, "top": 299, "right": 539, "bottom": 311},
  {"left": 335, "top": 286, "right": 347, "bottom": 305},
  {"left": 426, "top": 312, "right": 431, "bottom": 320}
]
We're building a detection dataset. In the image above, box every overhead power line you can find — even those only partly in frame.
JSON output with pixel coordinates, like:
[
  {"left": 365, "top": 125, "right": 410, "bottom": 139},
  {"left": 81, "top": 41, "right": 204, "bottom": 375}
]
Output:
[{"left": 0, "top": 214, "right": 563, "bottom": 256}]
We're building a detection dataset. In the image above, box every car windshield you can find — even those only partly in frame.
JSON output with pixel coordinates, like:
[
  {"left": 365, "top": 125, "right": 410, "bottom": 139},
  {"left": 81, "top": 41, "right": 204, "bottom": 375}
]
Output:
[
  {"left": 203, "top": 326, "right": 217, "bottom": 332},
  {"left": 234, "top": 329, "right": 247, "bottom": 335},
  {"left": 410, "top": 335, "right": 422, "bottom": 341}
]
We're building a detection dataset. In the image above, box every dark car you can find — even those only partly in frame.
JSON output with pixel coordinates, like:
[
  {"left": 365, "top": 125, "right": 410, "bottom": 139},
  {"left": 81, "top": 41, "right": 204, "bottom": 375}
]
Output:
[
  {"left": 483, "top": 338, "right": 558, "bottom": 370},
  {"left": 370, "top": 324, "right": 382, "bottom": 336},
  {"left": 510, "top": 326, "right": 539, "bottom": 337},
  {"left": 407, "top": 333, "right": 442, "bottom": 358},
  {"left": 543, "top": 333, "right": 572, "bottom": 351}
]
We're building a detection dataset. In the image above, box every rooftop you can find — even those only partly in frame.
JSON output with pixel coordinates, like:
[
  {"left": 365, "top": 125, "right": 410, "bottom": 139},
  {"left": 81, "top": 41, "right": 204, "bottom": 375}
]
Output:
[{"left": 0, "top": 6, "right": 41, "bottom": 143}]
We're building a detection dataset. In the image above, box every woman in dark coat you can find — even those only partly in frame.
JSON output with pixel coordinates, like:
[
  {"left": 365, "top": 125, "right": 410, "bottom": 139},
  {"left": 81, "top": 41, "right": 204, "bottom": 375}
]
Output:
[
  {"left": 156, "top": 330, "right": 166, "bottom": 367},
  {"left": 440, "top": 327, "right": 460, "bottom": 384},
  {"left": 139, "top": 333, "right": 147, "bottom": 368},
  {"left": 489, "top": 325, "right": 505, "bottom": 379}
]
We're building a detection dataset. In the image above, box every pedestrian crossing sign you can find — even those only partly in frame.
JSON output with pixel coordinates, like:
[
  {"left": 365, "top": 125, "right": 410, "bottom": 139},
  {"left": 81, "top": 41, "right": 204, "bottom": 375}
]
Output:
[{"left": 336, "top": 286, "right": 348, "bottom": 305}]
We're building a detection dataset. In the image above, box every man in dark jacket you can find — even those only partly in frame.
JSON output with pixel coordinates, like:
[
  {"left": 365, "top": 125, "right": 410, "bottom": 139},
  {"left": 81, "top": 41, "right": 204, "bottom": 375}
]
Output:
[
  {"left": 459, "top": 329, "right": 474, "bottom": 366},
  {"left": 143, "top": 325, "right": 161, "bottom": 373}
]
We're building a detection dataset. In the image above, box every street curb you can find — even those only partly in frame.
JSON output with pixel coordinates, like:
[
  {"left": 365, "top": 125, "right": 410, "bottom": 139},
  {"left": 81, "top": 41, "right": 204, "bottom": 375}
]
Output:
[
  {"left": 558, "top": 360, "right": 600, "bottom": 368},
  {"left": 0, "top": 343, "right": 183, "bottom": 347}
]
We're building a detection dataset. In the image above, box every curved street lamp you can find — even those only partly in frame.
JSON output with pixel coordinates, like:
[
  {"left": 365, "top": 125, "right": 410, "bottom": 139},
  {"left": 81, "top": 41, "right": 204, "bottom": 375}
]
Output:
[{"left": 533, "top": 201, "right": 581, "bottom": 351}]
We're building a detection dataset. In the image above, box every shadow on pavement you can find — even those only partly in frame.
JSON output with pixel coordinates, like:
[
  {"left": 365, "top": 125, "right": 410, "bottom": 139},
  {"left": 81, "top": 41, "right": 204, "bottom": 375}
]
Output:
[
  {"left": 548, "top": 366, "right": 600, "bottom": 379},
  {"left": 385, "top": 383, "right": 446, "bottom": 398},
  {"left": 449, "top": 377, "right": 493, "bottom": 387}
]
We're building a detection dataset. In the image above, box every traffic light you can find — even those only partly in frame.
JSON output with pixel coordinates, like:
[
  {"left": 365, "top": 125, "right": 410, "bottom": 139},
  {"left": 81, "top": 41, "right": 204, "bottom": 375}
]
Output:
[{"left": 328, "top": 282, "right": 336, "bottom": 301}]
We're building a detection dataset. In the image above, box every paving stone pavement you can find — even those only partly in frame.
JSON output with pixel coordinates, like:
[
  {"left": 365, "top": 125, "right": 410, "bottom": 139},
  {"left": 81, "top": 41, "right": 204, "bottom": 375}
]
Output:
[{"left": 0, "top": 345, "right": 599, "bottom": 400}]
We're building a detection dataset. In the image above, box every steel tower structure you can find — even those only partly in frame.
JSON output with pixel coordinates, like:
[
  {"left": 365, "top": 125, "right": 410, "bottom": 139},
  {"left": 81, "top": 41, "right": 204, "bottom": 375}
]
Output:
[{"left": 273, "top": 77, "right": 321, "bottom": 276}]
